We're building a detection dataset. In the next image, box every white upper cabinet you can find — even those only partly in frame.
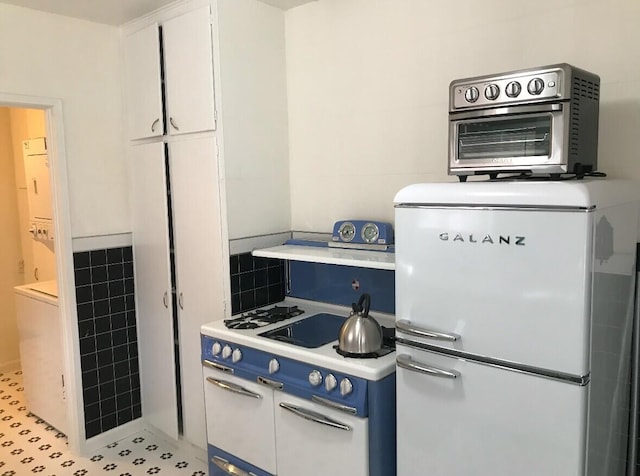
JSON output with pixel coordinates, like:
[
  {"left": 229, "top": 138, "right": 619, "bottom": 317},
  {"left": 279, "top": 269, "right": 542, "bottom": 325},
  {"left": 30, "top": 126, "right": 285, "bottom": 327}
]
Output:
[
  {"left": 163, "top": 5, "right": 217, "bottom": 135},
  {"left": 124, "top": 5, "right": 216, "bottom": 140},
  {"left": 124, "top": 23, "right": 164, "bottom": 140}
]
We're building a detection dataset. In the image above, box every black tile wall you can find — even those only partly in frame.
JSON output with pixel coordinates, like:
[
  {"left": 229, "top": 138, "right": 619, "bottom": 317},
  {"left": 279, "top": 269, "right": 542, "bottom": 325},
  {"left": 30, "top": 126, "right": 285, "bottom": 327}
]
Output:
[
  {"left": 229, "top": 253, "right": 285, "bottom": 314},
  {"left": 73, "top": 246, "right": 141, "bottom": 439}
]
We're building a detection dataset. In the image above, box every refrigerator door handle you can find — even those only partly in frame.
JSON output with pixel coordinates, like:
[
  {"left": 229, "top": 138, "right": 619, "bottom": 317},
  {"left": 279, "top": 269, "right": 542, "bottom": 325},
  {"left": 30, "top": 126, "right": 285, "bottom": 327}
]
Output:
[
  {"left": 396, "top": 319, "right": 460, "bottom": 342},
  {"left": 397, "top": 354, "right": 459, "bottom": 379}
]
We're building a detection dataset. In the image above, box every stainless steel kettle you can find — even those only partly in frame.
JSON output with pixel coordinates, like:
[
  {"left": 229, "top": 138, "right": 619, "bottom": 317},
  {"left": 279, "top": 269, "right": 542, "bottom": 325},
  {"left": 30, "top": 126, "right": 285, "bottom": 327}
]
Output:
[{"left": 338, "top": 293, "right": 383, "bottom": 355}]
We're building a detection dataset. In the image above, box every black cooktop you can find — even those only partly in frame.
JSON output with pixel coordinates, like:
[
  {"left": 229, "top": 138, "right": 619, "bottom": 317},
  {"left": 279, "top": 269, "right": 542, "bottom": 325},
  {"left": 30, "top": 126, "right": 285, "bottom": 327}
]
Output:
[{"left": 258, "top": 313, "right": 345, "bottom": 348}]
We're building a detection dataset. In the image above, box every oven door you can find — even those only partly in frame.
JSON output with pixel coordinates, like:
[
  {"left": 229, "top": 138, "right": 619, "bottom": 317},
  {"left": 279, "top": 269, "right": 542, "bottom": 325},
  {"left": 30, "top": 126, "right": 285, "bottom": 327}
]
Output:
[
  {"left": 448, "top": 103, "right": 569, "bottom": 175},
  {"left": 203, "top": 366, "right": 277, "bottom": 474},
  {"left": 274, "top": 392, "right": 369, "bottom": 476}
]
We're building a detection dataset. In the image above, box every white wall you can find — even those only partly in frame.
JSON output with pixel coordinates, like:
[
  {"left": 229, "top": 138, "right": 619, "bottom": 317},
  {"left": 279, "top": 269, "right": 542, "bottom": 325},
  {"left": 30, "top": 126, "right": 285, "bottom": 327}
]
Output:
[
  {"left": 0, "top": 109, "right": 23, "bottom": 367},
  {"left": 217, "top": 0, "right": 291, "bottom": 239},
  {"left": 285, "top": 0, "right": 640, "bottom": 231},
  {"left": 0, "top": 4, "right": 128, "bottom": 238}
]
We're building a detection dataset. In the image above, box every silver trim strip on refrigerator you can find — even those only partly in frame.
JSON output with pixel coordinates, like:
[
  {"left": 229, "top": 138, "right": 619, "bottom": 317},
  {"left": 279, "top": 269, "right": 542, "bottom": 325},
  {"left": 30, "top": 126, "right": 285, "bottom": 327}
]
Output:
[
  {"left": 397, "top": 354, "right": 459, "bottom": 379},
  {"left": 206, "top": 377, "right": 262, "bottom": 399},
  {"left": 311, "top": 395, "right": 358, "bottom": 415},
  {"left": 211, "top": 456, "right": 257, "bottom": 476},
  {"left": 279, "top": 402, "right": 352, "bottom": 431},
  {"left": 202, "top": 359, "right": 234, "bottom": 374},
  {"left": 394, "top": 204, "right": 594, "bottom": 212},
  {"left": 396, "top": 337, "right": 590, "bottom": 386},
  {"left": 396, "top": 319, "right": 460, "bottom": 342}
]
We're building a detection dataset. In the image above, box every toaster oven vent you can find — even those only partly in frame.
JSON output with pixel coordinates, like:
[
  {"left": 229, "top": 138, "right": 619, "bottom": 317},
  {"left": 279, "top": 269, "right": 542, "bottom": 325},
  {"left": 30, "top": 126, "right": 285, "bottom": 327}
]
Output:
[{"left": 572, "top": 76, "right": 600, "bottom": 100}]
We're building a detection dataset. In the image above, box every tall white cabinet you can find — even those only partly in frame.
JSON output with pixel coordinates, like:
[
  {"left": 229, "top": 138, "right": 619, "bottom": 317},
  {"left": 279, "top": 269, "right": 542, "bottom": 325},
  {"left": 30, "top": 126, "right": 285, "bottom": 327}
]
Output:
[{"left": 125, "top": 0, "right": 291, "bottom": 456}]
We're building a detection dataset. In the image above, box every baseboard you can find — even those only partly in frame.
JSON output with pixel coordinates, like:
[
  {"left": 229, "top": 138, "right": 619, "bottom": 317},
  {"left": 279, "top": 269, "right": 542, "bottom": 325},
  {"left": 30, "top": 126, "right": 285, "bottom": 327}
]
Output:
[{"left": 0, "top": 360, "right": 21, "bottom": 373}]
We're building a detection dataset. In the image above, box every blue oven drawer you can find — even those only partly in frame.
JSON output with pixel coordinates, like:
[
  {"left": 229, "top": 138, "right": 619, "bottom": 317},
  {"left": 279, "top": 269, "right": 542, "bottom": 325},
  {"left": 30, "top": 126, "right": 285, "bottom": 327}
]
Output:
[{"left": 208, "top": 445, "right": 273, "bottom": 476}]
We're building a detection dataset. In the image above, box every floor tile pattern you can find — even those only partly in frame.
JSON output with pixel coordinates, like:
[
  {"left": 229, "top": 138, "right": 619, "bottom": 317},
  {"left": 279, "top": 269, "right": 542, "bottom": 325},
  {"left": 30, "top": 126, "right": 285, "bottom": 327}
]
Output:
[{"left": 0, "top": 370, "right": 207, "bottom": 476}]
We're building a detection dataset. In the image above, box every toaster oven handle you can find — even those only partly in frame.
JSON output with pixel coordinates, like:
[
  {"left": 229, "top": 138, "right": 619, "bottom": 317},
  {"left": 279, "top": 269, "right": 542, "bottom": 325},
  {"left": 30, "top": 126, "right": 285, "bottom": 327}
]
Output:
[
  {"left": 211, "top": 455, "right": 257, "bottom": 476},
  {"left": 451, "top": 102, "right": 562, "bottom": 120},
  {"left": 396, "top": 319, "right": 460, "bottom": 342},
  {"left": 206, "top": 377, "right": 262, "bottom": 399}
]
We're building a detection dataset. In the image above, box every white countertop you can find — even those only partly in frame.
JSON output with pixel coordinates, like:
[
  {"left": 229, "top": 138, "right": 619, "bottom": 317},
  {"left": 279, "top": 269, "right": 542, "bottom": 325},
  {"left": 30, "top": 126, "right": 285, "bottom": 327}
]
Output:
[
  {"left": 14, "top": 280, "right": 58, "bottom": 305},
  {"left": 252, "top": 244, "right": 395, "bottom": 270},
  {"left": 201, "top": 297, "right": 396, "bottom": 381}
]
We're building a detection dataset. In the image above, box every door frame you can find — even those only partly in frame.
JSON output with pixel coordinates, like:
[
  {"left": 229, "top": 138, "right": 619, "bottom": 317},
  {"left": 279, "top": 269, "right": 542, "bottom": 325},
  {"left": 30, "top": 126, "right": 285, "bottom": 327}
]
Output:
[{"left": 0, "top": 92, "right": 83, "bottom": 453}]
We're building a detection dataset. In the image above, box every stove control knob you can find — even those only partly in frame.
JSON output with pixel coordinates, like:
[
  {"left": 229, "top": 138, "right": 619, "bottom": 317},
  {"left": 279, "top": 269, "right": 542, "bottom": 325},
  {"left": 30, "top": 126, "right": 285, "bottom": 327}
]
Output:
[
  {"left": 211, "top": 342, "right": 222, "bottom": 356},
  {"left": 340, "top": 378, "right": 353, "bottom": 397},
  {"left": 308, "top": 370, "right": 323, "bottom": 387},
  {"left": 221, "top": 345, "right": 232, "bottom": 360},
  {"left": 464, "top": 86, "right": 479, "bottom": 103},
  {"left": 527, "top": 77, "right": 545, "bottom": 95},
  {"left": 232, "top": 348, "right": 243, "bottom": 363},
  {"left": 268, "top": 358, "right": 280, "bottom": 374},
  {"left": 505, "top": 81, "right": 522, "bottom": 98},
  {"left": 325, "top": 374, "right": 337, "bottom": 392},
  {"left": 484, "top": 83, "right": 500, "bottom": 100}
]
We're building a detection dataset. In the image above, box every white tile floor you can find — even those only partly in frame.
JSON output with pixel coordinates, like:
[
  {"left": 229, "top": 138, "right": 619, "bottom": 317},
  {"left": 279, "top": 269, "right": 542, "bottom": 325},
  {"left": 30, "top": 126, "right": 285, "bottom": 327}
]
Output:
[{"left": 0, "top": 369, "right": 208, "bottom": 476}]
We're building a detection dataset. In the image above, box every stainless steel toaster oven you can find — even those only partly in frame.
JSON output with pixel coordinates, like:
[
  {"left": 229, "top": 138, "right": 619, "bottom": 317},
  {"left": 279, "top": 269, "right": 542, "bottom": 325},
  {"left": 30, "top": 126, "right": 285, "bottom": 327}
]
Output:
[{"left": 448, "top": 63, "right": 600, "bottom": 180}]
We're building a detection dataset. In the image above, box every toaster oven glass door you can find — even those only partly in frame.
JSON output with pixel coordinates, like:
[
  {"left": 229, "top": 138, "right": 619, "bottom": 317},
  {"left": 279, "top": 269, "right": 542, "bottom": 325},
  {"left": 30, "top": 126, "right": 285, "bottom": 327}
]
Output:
[{"left": 456, "top": 115, "right": 552, "bottom": 160}]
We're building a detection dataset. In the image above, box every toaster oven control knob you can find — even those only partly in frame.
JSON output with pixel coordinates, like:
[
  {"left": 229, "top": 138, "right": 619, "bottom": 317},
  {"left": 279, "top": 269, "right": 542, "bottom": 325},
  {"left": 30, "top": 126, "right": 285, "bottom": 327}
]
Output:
[
  {"left": 268, "top": 358, "right": 280, "bottom": 374},
  {"left": 232, "top": 348, "right": 243, "bottom": 363},
  {"left": 221, "top": 345, "right": 232, "bottom": 359},
  {"left": 340, "top": 378, "right": 353, "bottom": 396},
  {"left": 484, "top": 84, "right": 500, "bottom": 100},
  {"left": 527, "top": 77, "right": 545, "bottom": 95},
  {"left": 505, "top": 81, "right": 522, "bottom": 98},
  {"left": 211, "top": 342, "right": 222, "bottom": 356},
  {"left": 308, "top": 370, "right": 323, "bottom": 387},
  {"left": 464, "top": 87, "right": 479, "bottom": 103},
  {"left": 325, "top": 374, "right": 337, "bottom": 392}
]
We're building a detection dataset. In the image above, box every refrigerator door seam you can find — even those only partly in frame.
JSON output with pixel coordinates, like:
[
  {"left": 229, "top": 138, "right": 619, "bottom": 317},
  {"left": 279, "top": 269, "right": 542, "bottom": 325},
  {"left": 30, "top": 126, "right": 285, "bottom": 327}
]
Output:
[{"left": 396, "top": 337, "right": 589, "bottom": 386}]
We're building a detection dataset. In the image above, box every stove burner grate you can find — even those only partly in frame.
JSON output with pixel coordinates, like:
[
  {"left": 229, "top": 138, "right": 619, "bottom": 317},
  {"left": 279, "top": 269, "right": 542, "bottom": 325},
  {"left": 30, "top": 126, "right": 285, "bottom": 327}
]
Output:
[{"left": 224, "top": 305, "right": 304, "bottom": 329}]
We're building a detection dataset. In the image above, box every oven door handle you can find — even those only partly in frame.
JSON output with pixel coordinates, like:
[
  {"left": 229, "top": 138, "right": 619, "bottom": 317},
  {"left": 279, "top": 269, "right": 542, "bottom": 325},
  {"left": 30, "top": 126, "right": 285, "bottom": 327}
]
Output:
[
  {"left": 279, "top": 402, "right": 352, "bottom": 431},
  {"left": 451, "top": 102, "right": 562, "bottom": 120},
  {"left": 211, "top": 455, "right": 257, "bottom": 476},
  {"left": 397, "top": 354, "right": 459, "bottom": 380},
  {"left": 206, "top": 377, "right": 262, "bottom": 399},
  {"left": 396, "top": 319, "right": 460, "bottom": 342}
]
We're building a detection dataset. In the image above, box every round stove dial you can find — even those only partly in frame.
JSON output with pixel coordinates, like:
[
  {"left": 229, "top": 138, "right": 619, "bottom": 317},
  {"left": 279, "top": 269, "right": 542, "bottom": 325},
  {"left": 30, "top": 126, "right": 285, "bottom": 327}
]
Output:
[
  {"left": 527, "top": 77, "right": 545, "bottom": 95},
  {"left": 340, "top": 378, "right": 353, "bottom": 396},
  {"left": 309, "top": 370, "right": 323, "bottom": 387},
  {"left": 338, "top": 222, "right": 356, "bottom": 242},
  {"left": 221, "top": 345, "right": 232, "bottom": 359},
  {"left": 464, "top": 86, "right": 479, "bottom": 103},
  {"left": 232, "top": 348, "right": 243, "bottom": 363},
  {"left": 484, "top": 84, "right": 500, "bottom": 100},
  {"left": 361, "top": 222, "right": 380, "bottom": 244},
  {"left": 325, "top": 374, "right": 337, "bottom": 392},
  {"left": 505, "top": 81, "right": 522, "bottom": 98},
  {"left": 211, "top": 342, "right": 222, "bottom": 356},
  {"left": 268, "top": 358, "right": 280, "bottom": 374}
]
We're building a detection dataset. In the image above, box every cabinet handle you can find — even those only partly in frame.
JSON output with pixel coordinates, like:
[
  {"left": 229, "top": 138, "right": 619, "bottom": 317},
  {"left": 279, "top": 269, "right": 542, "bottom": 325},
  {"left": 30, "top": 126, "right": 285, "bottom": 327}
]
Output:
[
  {"left": 151, "top": 118, "right": 160, "bottom": 132},
  {"left": 211, "top": 456, "right": 257, "bottom": 476},
  {"left": 279, "top": 402, "right": 351, "bottom": 431},
  {"left": 169, "top": 117, "right": 180, "bottom": 131},
  {"left": 33, "top": 179, "right": 38, "bottom": 194},
  {"left": 178, "top": 292, "right": 184, "bottom": 310},
  {"left": 162, "top": 292, "right": 168, "bottom": 308}
]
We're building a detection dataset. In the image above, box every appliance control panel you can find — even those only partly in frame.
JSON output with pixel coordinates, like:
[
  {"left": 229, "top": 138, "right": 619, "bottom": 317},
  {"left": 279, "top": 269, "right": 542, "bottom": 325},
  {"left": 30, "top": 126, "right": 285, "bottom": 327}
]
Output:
[
  {"left": 331, "top": 220, "right": 394, "bottom": 246},
  {"left": 451, "top": 69, "right": 564, "bottom": 110}
]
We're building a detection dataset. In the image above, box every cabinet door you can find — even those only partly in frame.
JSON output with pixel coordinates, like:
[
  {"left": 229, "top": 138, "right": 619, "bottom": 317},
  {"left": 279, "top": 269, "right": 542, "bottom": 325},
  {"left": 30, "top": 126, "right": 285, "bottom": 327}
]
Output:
[
  {"left": 169, "top": 137, "right": 225, "bottom": 450},
  {"left": 23, "top": 153, "right": 53, "bottom": 221},
  {"left": 124, "top": 23, "right": 164, "bottom": 140},
  {"left": 163, "top": 5, "right": 217, "bottom": 135},
  {"left": 130, "top": 142, "right": 179, "bottom": 440}
]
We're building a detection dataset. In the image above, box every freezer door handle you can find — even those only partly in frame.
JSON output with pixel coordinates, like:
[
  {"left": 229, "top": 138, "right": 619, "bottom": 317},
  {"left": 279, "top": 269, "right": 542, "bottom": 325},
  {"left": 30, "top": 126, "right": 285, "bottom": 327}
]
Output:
[
  {"left": 397, "top": 354, "right": 459, "bottom": 379},
  {"left": 396, "top": 319, "right": 460, "bottom": 342}
]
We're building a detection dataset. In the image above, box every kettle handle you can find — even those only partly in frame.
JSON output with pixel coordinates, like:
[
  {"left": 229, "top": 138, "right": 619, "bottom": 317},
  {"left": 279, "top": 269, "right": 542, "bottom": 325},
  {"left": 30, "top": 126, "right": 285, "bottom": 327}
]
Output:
[{"left": 356, "top": 293, "right": 371, "bottom": 317}]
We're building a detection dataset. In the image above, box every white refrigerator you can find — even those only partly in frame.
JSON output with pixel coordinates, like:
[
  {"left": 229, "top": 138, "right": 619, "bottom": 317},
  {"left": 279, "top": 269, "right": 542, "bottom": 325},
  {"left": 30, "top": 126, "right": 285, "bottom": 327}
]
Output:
[{"left": 393, "top": 181, "right": 640, "bottom": 476}]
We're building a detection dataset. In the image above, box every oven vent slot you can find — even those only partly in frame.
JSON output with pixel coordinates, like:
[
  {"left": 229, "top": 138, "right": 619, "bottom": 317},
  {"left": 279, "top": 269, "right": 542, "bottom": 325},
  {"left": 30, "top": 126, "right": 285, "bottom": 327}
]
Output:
[{"left": 572, "top": 75, "right": 600, "bottom": 101}]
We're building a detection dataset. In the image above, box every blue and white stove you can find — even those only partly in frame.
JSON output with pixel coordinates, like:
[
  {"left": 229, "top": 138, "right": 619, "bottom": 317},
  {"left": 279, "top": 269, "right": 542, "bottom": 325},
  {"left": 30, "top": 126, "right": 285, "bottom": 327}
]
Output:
[{"left": 201, "top": 297, "right": 396, "bottom": 476}]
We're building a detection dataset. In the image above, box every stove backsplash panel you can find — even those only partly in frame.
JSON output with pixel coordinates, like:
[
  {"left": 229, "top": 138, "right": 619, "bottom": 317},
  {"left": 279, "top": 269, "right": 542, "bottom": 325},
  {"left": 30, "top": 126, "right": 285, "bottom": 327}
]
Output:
[
  {"left": 288, "top": 261, "right": 395, "bottom": 314},
  {"left": 230, "top": 253, "right": 286, "bottom": 314}
]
